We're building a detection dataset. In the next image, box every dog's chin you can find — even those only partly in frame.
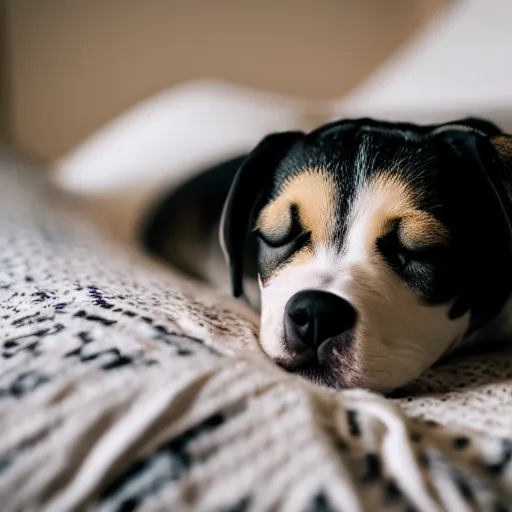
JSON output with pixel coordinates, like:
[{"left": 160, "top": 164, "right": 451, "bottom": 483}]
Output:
[{"left": 274, "top": 333, "right": 363, "bottom": 390}]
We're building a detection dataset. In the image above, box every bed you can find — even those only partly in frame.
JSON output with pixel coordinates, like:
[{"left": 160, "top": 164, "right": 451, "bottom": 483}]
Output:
[{"left": 1, "top": 143, "right": 512, "bottom": 512}]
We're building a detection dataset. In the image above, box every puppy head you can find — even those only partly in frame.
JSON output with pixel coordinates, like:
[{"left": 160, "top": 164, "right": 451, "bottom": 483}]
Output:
[{"left": 220, "top": 118, "right": 512, "bottom": 392}]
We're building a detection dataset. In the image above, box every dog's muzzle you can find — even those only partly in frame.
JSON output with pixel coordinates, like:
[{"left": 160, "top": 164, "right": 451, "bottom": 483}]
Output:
[{"left": 283, "top": 290, "right": 357, "bottom": 369}]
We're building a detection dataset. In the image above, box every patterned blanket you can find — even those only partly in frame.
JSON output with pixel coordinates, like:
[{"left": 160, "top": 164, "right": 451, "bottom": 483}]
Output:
[{"left": 1, "top": 149, "right": 512, "bottom": 511}]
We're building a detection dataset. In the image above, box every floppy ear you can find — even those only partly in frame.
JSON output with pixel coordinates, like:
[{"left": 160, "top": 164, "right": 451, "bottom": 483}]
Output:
[
  {"left": 441, "top": 128, "right": 512, "bottom": 331},
  {"left": 220, "top": 131, "right": 303, "bottom": 298}
]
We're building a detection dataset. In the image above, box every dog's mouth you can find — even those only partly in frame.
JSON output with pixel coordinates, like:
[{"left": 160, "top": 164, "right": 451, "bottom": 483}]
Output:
[{"left": 273, "top": 333, "right": 359, "bottom": 389}]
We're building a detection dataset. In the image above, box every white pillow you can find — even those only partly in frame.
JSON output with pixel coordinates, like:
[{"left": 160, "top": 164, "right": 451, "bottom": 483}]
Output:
[{"left": 52, "top": 80, "right": 325, "bottom": 195}]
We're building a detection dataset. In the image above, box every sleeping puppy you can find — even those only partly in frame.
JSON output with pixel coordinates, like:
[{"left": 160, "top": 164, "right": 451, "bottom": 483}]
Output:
[{"left": 141, "top": 117, "right": 512, "bottom": 392}]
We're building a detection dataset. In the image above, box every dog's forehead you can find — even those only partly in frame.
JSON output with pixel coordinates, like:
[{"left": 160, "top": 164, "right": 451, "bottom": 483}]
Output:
[{"left": 272, "top": 122, "right": 429, "bottom": 192}]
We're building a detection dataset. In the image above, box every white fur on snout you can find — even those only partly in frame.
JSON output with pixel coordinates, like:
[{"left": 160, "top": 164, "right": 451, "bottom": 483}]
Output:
[
  {"left": 259, "top": 245, "right": 352, "bottom": 360},
  {"left": 260, "top": 257, "right": 329, "bottom": 360}
]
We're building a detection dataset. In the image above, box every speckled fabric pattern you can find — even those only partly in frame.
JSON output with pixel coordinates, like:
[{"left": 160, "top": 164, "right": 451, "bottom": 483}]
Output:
[{"left": 1, "top": 150, "right": 512, "bottom": 512}]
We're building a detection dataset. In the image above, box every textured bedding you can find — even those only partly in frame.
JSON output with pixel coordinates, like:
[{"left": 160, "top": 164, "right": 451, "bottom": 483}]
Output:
[{"left": 1, "top": 149, "right": 512, "bottom": 511}]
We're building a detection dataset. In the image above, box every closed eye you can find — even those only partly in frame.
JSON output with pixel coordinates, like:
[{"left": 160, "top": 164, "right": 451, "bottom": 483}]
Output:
[
  {"left": 377, "top": 228, "right": 448, "bottom": 271},
  {"left": 257, "top": 204, "right": 311, "bottom": 273},
  {"left": 257, "top": 204, "right": 303, "bottom": 248}
]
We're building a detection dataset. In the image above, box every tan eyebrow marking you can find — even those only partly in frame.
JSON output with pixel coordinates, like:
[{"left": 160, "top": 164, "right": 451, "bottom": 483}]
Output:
[
  {"left": 257, "top": 169, "right": 336, "bottom": 245},
  {"left": 399, "top": 212, "right": 449, "bottom": 249},
  {"left": 350, "top": 173, "right": 450, "bottom": 254}
]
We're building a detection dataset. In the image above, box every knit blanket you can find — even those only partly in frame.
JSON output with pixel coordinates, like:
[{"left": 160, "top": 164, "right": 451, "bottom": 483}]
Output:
[{"left": 1, "top": 149, "right": 512, "bottom": 512}]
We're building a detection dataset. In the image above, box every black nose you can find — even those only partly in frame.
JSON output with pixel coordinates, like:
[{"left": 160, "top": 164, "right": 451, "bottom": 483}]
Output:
[{"left": 284, "top": 290, "right": 357, "bottom": 359}]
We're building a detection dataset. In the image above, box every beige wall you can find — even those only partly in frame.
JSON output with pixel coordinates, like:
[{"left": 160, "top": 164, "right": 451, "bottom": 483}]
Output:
[
  {"left": 0, "top": 0, "right": 9, "bottom": 143},
  {"left": 5, "top": 0, "right": 446, "bottom": 162}
]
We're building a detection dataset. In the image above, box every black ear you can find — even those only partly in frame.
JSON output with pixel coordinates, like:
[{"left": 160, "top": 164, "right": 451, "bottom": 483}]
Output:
[
  {"left": 435, "top": 127, "right": 512, "bottom": 330},
  {"left": 220, "top": 131, "right": 303, "bottom": 298}
]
